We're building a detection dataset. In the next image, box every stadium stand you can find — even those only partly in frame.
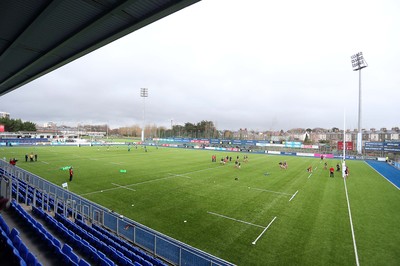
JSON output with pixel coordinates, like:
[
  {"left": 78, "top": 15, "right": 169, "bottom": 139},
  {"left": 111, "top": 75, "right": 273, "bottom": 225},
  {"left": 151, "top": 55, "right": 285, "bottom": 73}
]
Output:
[
  {"left": 0, "top": 160, "right": 234, "bottom": 266},
  {"left": 1, "top": 179, "right": 169, "bottom": 265}
]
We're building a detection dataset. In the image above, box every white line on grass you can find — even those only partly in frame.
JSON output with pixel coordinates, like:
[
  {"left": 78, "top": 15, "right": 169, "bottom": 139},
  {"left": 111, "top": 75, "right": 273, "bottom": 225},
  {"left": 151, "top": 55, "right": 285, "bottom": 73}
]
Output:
[
  {"left": 308, "top": 173, "right": 312, "bottom": 179},
  {"left": 80, "top": 186, "right": 124, "bottom": 196},
  {"left": 80, "top": 175, "right": 178, "bottom": 196},
  {"left": 343, "top": 177, "right": 360, "bottom": 266},
  {"left": 110, "top": 162, "right": 124, "bottom": 165},
  {"left": 41, "top": 161, "right": 49, "bottom": 164},
  {"left": 207, "top": 211, "right": 265, "bottom": 229},
  {"left": 168, "top": 173, "right": 191, "bottom": 179},
  {"left": 252, "top": 216, "right": 277, "bottom": 245},
  {"left": 249, "top": 187, "right": 292, "bottom": 196},
  {"left": 289, "top": 190, "right": 298, "bottom": 202},
  {"left": 111, "top": 183, "right": 136, "bottom": 192}
]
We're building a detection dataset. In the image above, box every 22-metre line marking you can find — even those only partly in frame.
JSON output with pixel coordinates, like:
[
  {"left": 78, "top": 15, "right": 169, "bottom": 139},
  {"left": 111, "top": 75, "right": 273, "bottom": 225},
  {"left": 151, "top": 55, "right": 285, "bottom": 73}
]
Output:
[{"left": 252, "top": 216, "right": 277, "bottom": 245}]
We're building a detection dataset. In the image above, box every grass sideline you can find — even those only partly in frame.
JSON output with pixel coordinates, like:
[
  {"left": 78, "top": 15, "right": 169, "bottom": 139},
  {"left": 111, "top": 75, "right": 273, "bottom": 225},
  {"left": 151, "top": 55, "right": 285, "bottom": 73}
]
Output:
[{"left": 1, "top": 145, "right": 399, "bottom": 265}]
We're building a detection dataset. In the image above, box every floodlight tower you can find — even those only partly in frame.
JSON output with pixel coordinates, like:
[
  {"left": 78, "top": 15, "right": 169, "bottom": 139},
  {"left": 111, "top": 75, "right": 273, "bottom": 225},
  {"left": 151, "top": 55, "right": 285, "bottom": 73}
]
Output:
[
  {"left": 140, "top": 88, "right": 148, "bottom": 142},
  {"left": 351, "top": 52, "right": 368, "bottom": 155}
]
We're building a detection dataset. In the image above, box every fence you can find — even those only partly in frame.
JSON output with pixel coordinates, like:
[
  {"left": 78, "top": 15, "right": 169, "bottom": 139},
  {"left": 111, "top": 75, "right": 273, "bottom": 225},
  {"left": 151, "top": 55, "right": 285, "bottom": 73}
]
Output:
[{"left": 0, "top": 160, "right": 234, "bottom": 266}]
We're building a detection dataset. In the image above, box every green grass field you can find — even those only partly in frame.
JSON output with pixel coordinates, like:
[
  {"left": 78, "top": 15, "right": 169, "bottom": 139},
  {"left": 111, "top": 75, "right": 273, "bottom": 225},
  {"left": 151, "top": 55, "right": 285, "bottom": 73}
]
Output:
[{"left": 1, "top": 145, "right": 399, "bottom": 265}]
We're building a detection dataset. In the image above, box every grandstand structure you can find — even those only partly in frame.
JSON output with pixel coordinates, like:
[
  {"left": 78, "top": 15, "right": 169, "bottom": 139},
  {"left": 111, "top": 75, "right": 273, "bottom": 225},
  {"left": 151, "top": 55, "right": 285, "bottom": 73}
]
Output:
[
  {"left": 0, "top": 159, "right": 233, "bottom": 265},
  {"left": 0, "top": 1, "right": 239, "bottom": 265}
]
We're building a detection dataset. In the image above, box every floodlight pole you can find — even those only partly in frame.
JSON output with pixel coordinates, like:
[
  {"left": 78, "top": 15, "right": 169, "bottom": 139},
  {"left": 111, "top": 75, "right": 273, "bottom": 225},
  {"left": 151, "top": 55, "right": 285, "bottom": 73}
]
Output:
[
  {"left": 351, "top": 52, "right": 367, "bottom": 155},
  {"left": 140, "top": 88, "right": 148, "bottom": 142}
]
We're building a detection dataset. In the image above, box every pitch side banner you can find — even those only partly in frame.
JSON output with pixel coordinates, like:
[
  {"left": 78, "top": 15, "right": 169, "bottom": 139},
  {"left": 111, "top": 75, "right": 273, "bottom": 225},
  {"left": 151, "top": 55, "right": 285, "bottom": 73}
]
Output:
[{"left": 284, "top": 141, "right": 302, "bottom": 148}]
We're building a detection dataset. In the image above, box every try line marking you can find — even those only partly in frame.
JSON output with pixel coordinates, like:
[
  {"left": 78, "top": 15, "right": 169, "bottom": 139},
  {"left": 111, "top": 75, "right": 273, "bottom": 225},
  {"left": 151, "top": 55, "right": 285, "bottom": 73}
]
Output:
[{"left": 343, "top": 177, "right": 360, "bottom": 266}]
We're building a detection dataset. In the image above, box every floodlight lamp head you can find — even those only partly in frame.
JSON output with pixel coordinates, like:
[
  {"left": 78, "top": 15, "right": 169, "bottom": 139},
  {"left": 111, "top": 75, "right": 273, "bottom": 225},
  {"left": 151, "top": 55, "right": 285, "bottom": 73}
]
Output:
[
  {"left": 351, "top": 52, "right": 368, "bottom": 71},
  {"left": 140, "top": 88, "right": 148, "bottom": 97}
]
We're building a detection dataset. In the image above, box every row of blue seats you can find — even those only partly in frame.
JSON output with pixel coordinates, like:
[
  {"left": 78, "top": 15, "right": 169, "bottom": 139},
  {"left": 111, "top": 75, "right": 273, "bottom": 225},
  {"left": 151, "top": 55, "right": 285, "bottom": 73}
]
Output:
[
  {"left": 34, "top": 206, "right": 116, "bottom": 266},
  {"left": 54, "top": 212, "right": 138, "bottom": 266},
  {"left": 0, "top": 214, "right": 27, "bottom": 266},
  {"left": 10, "top": 178, "right": 166, "bottom": 266},
  {"left": 11, "top": 179, "right": 81, "bottom": 220},
  {"left": 81, "top": 219, "right": 166, "bottom": 266},
  {"left": 41, "top": 206, "right": 165, "bottom": 266},
  {"left": 10, "top": 200, "right": 90, "bottom": 266},
  {"left": 12, "top": 181, "right": 56, "bottom": 210},
  {"left": 56, "top": 212, "right": 166, "bottom": 266},
  {"left": 91, "top": 223, "right": 167, "bottom": 266}
]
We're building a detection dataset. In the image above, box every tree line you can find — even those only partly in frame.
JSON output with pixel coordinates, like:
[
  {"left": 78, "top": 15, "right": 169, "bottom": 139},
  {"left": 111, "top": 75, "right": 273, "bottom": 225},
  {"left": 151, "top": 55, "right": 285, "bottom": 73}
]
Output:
[
  {"left": 0, "top": 117, "right": 37, "bottom": 132},
  {"left": 115, "top": 120, "right": 219, "bottom": 139}
]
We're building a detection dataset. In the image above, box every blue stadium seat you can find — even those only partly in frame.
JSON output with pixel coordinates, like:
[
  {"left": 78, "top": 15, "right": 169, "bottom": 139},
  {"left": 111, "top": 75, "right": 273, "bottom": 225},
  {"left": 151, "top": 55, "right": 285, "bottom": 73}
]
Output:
[
  {"left": 62, "top": 243, "right": 73, "bottom": 257},
  {"left": 10, "top": 227, "right": 20, "bottom": 241},
  {"left": 0, "top": 214, "right": 10, "bottom": 235},
  {"left": 26, "top": 251, "right": 38, "bottom": 266},
  {"left": 11, "top": 234, "right": 22, "bottom": 250},
  {"left": 79, "top": 258, "right": 91, "bottom": 266},
  {"left": 18, "top": 242, "right": 29, "bottom": 261},
  {"left": 69, "top": 250, "right": 80, "bottom": 264},
  {"left": 13, "top": 247, "right": 27, "bottom": 266}
]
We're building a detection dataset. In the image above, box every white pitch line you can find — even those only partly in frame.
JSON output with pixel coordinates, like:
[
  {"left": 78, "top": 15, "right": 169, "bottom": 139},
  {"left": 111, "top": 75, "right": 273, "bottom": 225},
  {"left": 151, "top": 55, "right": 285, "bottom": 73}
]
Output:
[
  {"left": 250, "top": 187, "right": 292, "bottom": 196},
  {"left": 110, "top": 162, "right": 123, "bottom": 165},
  {"left": 80, "top": 186, "right": 123, "bottom": 196},
  {"left": 314, "top": 166, "right": 318, "bottom": 170},
  {"left": 111, "top": 183, "right": 136, "bottom": 192},
  {"left": 343, "top": 177, "right": 360, "bottom": 266},
  {"left": 289, "top": 190, "right": 298, "bottom": 202},
  {"left": 252, "top": 216, "right": 277, "bottom": 245},
  {"left": 41, "top": 161, "right": 49, "bottom": 164},
  {"left": 168, "top": 173, "right": 191, "bottom": 179},
  {"left": 207, "top": 211, "right": 265, "bottom": 229},
  {"left": 308, "top": 173, "right": 312, "bottom": 179}
]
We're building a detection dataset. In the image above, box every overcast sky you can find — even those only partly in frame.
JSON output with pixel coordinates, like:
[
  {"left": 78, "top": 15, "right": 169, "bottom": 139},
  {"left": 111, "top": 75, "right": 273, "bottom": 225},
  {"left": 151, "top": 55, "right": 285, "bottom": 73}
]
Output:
[{"left": 1, "top": 0, "right": 399, "bottom": 131}]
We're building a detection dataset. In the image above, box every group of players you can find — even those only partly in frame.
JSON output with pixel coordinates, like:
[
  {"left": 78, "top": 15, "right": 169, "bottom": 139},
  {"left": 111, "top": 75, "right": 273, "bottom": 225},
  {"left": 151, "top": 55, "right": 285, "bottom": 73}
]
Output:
[
  {"left": 212, "top": 154, "right": 249, "bottom": 169},
  {"left": 306, "top": 156, "right": 350, "bottom": 178}
]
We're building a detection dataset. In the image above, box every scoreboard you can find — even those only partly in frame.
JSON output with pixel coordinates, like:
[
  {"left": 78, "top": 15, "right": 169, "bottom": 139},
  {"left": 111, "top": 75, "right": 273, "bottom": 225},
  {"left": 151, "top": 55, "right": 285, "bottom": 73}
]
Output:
[{"left": 365, "top": 142, "right": 400, "bottom": 153}]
